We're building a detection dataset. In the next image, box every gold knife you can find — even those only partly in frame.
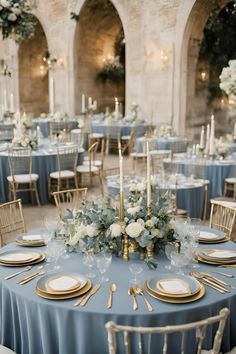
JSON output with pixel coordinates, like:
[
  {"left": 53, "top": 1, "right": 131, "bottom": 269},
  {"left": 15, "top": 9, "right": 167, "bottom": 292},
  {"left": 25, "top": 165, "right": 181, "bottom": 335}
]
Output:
[
  {"left": 80, "top": 284, "right": 101, "bottom": 307},
  {"left": 18, "top": 271, "right": 45, "bottom": 285},
  {"left": 17, "top": 271, "right": 41, "bottom": 284},
  {"left": 74, "top": 284, "right": 101, "bottom": 307}
]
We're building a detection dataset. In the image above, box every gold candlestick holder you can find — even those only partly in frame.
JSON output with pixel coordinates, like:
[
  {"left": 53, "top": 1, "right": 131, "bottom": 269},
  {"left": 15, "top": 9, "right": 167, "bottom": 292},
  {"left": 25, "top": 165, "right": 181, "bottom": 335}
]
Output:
[
  {"left": 119, "top": 192, "right": 124, "bottom": 222},
  {"left": 119, "top": 192, "right": 129, "bottom": 261},
  {"left": 146, "top": 243, "right": 154, "bottom": 258},
  {"left": 147, "top": 205, "right": 152, "bottom": 217}
]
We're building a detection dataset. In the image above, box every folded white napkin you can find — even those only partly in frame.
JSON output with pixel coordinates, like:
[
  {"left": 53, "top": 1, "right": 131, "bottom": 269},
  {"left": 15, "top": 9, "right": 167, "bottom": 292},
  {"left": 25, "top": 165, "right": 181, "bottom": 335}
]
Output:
[
  {"left": 199, "top": 231, "right": 218, "bottom": 240},
  {"left": 47, "top": 276, "right": 79, "bottom": 291},
  {"left": 22, "top": 234, "right": 43, "bottom": 241},
  {"left": 206, "top": 250, "right": 236, "bottom": 259},
  {"left": 0, "top": 253, "right": 33, "bottom": 262},
  {"left": 157, "top": 279, "right": 189, "bottom": 294}
]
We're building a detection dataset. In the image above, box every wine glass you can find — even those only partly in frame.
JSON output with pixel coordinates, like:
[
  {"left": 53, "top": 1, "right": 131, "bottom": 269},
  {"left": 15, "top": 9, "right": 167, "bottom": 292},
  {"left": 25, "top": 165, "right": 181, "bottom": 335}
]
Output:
[
  {"left": 169, "top": 245, "right": 191, "bottom": 274},
  {"left": 165, "top": 243, "right": 177, "bottom": 271},
  {"left": 44, "top": 217, "right": 59, "bottom": 238},
  {"left": 95, "top": 252, "right": 112, "bottom": 282},
  {"left": 47, "top": 239, "right": 65, "bottom": 270},
  {"left": 83, "top": 250, "right": 96, "bottom": 278},
  {"left": 129, "top": 262, "right": 143, "bottom": 284}
]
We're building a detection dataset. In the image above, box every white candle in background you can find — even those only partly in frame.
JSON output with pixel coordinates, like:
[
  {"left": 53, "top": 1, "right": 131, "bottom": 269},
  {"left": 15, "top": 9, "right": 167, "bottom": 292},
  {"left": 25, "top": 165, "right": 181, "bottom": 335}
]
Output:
[
  {"left": 105, "top": 106, "right": 109, "bottom": 115},
  {"left": 115, "top": 97, "right": 119, "bottom": 119},
  {"left": 119, "top": 154, "right": 123, "bottom": 195},
  {"left": 93, "top": 100, "right": 97, "bottom": 110},
  {"left": 10, "top": 93, "right": 14, "bottom": 113},
  {"left": 209, "top": 115, "right": 215, "bottom": 155},
  {"left": 205, "top": 124, "right": 210, "bottom": 154},
  {"left": 49, "top": 78, "right": 55, "bottom": 114},
  {"left": 88, "top": 97, "right": 92, "bottom": 108},
  {"left": 196, "top": 144, "right": 199, "bottom": 156},
  {"left": 81, "top": 94, "right": 86, "bottom": 113},
  {"left": 146, "top": 140, "right": 151, "bottom": 208},
  {"left": 199, "top": 126, "right": 205, "bottom": 149},
  {"left": 3, "top": 89, "right": 7, "bottom": 112},
  {"left": 192, "top": 144, "right": 196, "bottom": 156},
  {"left": 234, "top": 122, "right": 236, "bottom": 138}
]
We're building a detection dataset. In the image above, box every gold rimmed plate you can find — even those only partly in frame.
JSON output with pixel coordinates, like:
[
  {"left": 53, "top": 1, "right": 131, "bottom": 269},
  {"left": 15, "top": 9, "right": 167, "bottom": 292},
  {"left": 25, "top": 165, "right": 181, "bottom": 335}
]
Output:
[
  {"left": 0, "top": 253, "right": 45, "bottom": 267},
  {"left": 15, "top": 240, "right": 45, "bottom": 247},
  {"left": 39, "top": 273, "right": 87, "bottom": 295},
  {"left": 144, "top": 282, "right": 205, "bottom": 303},
  {"left": 198, "top": 237, "right": 229, "bottom": 244},
  {"left": 147, "top": 274, "right": 201, "bottom": 298},
  {"left": 0, "top": 251, "right": 41, "bottom": 264},
  {"left": 36, "top": 279, "right": 92, "bottom": 300},
  {"left": 197, "top": 255, "right": 236, "bottom": 266}
]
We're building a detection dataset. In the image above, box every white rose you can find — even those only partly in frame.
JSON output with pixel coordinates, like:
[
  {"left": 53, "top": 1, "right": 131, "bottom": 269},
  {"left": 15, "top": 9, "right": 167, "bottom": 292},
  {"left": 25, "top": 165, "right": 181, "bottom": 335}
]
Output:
[
  {"left": 126, "top": 222, "right": 143, "bottom": 238},
  {"left": 137, "top": 218, "right": 145, "bottom": 226},
  {"left": 8, "top": 13, "right": 17, "bottom": 21},
  {"left": 129, "top": 183, "right": 137, "bottom": 192},
  {"left": 136, "top": 182, "right": 145, "bottom": 192},
  {"left": 12, "top": 7, "right": 21, "bottom": 15},
  {"left": 86, "top": 224, "right": 98, "bottom": 237},
  {"left": 1, "top": 0, "right": 10, "bottom": 8},
  {"left": 76, "top": 224, "right": 87, "bottom": 238},
  {"left": 146, "top": 219, "right": 154, "bottom": 228},
  {"left": 110, "top": 223, "right": 122, "bottom": 238},
  {"left": 151, "top": 228, "right": 163, "bottom": 238},
  {"left": 127, "top": 206, "right": 140, "bottom": 216}
]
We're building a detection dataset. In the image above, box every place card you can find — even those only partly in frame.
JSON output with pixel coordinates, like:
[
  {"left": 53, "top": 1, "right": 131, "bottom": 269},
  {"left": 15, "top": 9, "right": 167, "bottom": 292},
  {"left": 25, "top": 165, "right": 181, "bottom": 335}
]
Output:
[
  {"left": 156, "top": 278, "right": 190, "bottom": 295},
  {"left": 46, "top": 275, "right": 80, "bottom": 292}
]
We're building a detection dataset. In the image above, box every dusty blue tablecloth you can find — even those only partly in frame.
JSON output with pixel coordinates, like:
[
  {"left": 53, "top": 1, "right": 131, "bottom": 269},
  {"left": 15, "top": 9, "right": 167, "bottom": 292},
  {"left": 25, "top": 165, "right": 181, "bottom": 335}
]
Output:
[
  {"left": 135, "top": 136, "right": 187, "bottom": 153},
  {"left": 91, "top": 122, "right": 152, "bottom": 138},
  {"left": 0, "top": 227, "right": 236, "bottom": 354},
  {"left": 32, "top": 119, "right": 78, "bottom": 137},
  {"left": 0, "top": 147, "right": 84, "bottom": 204}
]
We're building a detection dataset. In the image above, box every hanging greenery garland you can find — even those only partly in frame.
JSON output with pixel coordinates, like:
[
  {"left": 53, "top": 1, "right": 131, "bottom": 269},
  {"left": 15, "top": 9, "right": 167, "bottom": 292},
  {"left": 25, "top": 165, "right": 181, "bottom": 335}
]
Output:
[{"left": 0, "top": 0, "right": 36, "bottom": 42}]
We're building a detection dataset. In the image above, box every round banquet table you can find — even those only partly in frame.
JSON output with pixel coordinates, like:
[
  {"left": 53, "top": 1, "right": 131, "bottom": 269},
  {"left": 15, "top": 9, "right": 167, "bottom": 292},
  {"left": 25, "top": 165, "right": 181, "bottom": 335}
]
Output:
[
  {"left": 164, "top": 156, "right": 236, "bottom": 198},
  {"left": 106, "top": 176, "right": 205, "bottom": 218},
  {"left": 32, "top": 118, "right": 79, "bottom": 138},
  {"left": 135, "top": 136, "right": 187, "bottom": 153},
  {"left": 91, "top": 121, "right": 153, "bottom": 138},
  {"left": 0, "top": 144, "right": 84, "bottom": 204},
  {"left": 0, "top": 227, "right": 236, "bottom": 354}
]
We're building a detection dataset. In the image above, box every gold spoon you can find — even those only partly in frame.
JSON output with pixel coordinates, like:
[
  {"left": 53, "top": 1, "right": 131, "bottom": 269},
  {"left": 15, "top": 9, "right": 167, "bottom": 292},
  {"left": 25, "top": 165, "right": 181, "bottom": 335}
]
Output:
[
  {"left": 4, "top": 265, "right": 32, "bottom": 280},
  {"left": 134, "top": 285, "right": 153, "bottom": 312},
  {"left": 107, "top": 283, "right": 117, "bottom": 309},
  {"left": 128, "top": 287, "right": 138, "bottom": 310}
]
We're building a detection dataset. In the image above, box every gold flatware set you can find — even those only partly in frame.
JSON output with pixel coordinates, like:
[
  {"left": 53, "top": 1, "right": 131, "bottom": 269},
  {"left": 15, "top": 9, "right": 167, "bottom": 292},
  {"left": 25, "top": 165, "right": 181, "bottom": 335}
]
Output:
[
  {"left": 107, "top": 283, "right": 117, "bottom": 309},
  {"left": 74, "top": 284, "right": 101, "bottom": 307},
  {"left": 190, "top": 271, "right": 233, "bottom": 293}
]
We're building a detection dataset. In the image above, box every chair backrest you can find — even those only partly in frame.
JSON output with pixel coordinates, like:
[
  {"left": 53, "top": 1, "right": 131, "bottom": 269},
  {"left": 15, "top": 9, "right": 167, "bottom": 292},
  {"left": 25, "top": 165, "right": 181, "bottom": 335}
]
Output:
[
  {"left": 209, "top": 200, "right": 236, "bottom": 238},
  {"left": 71, "top": 129, "right": 84, "bottom": 148},
  {"left": 106, "top": 308, "right": 229, "bottom": 354},
  {"left": 50, "top": 120, "right": 68, "bottom": 136},
  {"left": 88, "top": 141, "right": 99, "bottom": 169},
  {"left": 57, "top": 145, "right": 78, "bottom": 173},
  {"left": 103, "top": 167, "right": 120, "bottom": 178},
  {"left": 0, "top": 199, "right": 26, "bottom": 246},
  {"left": 53, "top": 188, "right": 87, "bottom": 219},
  {"left": 8, "top": 147, "right": 32, "bottom": 177}
]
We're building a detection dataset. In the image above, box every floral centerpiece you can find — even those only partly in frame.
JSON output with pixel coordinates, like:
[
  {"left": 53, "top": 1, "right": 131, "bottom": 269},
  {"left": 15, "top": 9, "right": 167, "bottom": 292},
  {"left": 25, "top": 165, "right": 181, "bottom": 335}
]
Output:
[
  {"left": 214, "top": 136, "right": 231, "bottom": 158},
  {"left": 0, "top": 0, "right": 35, "bottom": 42},
  {"left": 12, "top": 112, "right": 38, "bottom": 149},
  {"left": 65, "top": 181, "right": 175, "bottom": 260},
  {"left": 159, "top": 123, "right": 173, "bottom": 138},
  {"left": 123, "top": 103, "right": 143, "bottom": 124},
  {"left": 220, "top": 60, "right": 236, "bottom": 98}
]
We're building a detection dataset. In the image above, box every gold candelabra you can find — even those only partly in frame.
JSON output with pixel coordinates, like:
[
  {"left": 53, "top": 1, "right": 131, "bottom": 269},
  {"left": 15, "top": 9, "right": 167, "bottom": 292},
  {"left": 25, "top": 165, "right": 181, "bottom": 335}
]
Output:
[{"left": 120, "top": 192, "right": 129, "bottom": 261}]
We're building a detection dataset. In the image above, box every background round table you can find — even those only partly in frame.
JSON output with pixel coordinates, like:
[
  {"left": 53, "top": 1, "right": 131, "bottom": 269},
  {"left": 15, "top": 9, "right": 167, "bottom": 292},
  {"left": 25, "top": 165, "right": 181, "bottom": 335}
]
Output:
[
  {"left": 135, "top": 136, "right": 187, "bottom": 153},
  {"left": 91, "top": 121, "right": 153, "bottom": 138},
  {"left": 164, "top": 156, "right": 236, "bottom": 198},
  {"left": 32, "top": 119, "right": 79, "bottom": 138},
  {"left": 0, "top": 144, "right": 84, "bottom": 204},
  {"left": 0, "top": 228, "right": 236, "bottom": 354}
]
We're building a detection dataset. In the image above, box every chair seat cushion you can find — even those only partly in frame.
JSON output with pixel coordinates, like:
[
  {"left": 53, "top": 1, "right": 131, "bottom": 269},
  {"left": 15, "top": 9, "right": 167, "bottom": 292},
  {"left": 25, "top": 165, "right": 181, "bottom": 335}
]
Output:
[
  {"left": 90, "top": 133, "right": 104, "bottom": 139},
  {"left": 77, "top": 165, "right": 99, "bottom": 173},
  {"left": 7, "top": 174, "right": 39, "bottom": 183},
  {"left": 130, "top": 152, "right": 147, "bottom": 157},
  {"left": 0, "top": 345, "right": 17, "bottom": 354},
  {"left": 225, "top": 177, "right": 236, "bottom": 184},
  {"left": 121, "top": 135, "right": 131, "bottom": 140},
  {"left": 83, "top": 160, "right": 102, "bottom": 167},
  {"left": 50, "top": 170, "right": 75, "bottom": 179}
]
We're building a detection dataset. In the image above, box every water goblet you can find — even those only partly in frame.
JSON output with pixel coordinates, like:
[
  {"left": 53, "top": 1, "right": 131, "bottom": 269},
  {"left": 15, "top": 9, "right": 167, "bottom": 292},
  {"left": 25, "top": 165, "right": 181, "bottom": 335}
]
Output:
[
  {"left": 129, "top": 262, "right": 143, "bottom": 284},
  {"left": 95, "top": 252, "right": 112, "bottom": 282},
  {"left": 82, "top": 250, "right": 96, "bottom": 278},
  {"left": 47, "top": 239, "right": 65, "bottom": 270},
  {"left": 170, "top": 246, "right": 191, "bottom": 274}
]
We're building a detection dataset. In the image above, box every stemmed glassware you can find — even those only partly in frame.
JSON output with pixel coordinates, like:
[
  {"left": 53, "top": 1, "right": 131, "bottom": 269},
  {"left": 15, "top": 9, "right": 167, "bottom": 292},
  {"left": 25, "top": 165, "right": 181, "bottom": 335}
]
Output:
[
  {"left": 46, "top": 239, "right": 65, "bottom": 270},
  {"left": 128, "top": 262, "right": 143, "bottom": 284},
  {"left": 95, "top": 251, "right": 112, "bottom": 282},
  {"left": 82, "top": 250, "right": 96, "bottom": 278}
]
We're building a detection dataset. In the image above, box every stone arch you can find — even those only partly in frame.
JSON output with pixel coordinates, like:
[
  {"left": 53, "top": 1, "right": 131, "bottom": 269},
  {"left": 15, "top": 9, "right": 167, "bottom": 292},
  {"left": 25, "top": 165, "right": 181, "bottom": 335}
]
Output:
[
  {"left": 18, "top": 15, "right": 49, "bottom": 115},
  {"left": 175, "top": 0, "right": 228, "bottom": 134},
  {"left": 68, "top": 0, "right": 128, "bottom": 115}
]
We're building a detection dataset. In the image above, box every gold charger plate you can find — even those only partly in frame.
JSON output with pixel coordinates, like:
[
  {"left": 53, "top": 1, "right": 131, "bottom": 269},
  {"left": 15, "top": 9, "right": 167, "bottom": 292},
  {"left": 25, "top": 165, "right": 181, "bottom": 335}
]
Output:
[
  {"left": 0, "top": 251, "right": 41, "bottom": 264},
  {"left": 197, "top": 255, "right": 236, "bottom": 266},
  {"left": 199, "top": 237, "right": 229, "bottom": 244},
  {"left": 35, "top": 279, "right": 92, "bottom": 300},
  {"left": 144, "top": 282, "right": 205, "bottom": 303},
  {"left": 43, "top": 274, "right": 86, "bottom": 295},
  {"left": 0, "top": 254, "right": 45, "bottom": 267},
  {"left": 15, "top": 240, "right": 45, "bottom": 247}
]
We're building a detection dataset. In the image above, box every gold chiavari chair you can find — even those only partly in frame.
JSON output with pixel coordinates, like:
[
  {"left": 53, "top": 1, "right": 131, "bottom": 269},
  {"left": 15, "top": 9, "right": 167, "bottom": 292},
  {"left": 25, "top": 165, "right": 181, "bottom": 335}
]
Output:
[
  {"left": 7, "top": 147, "right": 40, "bottom": 205},
  {"left": 224, "top": 166, "right": 236, "bottom": 200},
  {"left": 49, "top": 120, "right": 68, "bottom": 137},
  {"left": 106, "top": 308, "right": 229, "bottom": 354},
  {"left": 0, "top": 199, "right": 26, "bottom": 247},
  {"left": 76, "top": 142, "right": 104, "bottom": 195},
  {"left": 48, "top": 144, "right": 78, "bottom": 197},
  {"left": 52, "top": 188, "right": 87, "bottom": 219},
  {"left": 209, "top": 199, "right": 236, "bottom": 239},
  {"left": 106, "top": 124, "right": 121, "bottom": 154},
  {"left": 83, "top": 138, "right": 106, "bottom": 177}
]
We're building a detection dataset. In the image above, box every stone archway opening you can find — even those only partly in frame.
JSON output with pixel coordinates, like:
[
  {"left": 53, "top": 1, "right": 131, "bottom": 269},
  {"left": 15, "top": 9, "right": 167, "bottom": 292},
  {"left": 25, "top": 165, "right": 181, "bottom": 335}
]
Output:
[
  {"left": 18, "top": 17, "right": 49, "bottom": 116},
  {"left": 74, "top": 0, "right": 125, "bottom": 114}
]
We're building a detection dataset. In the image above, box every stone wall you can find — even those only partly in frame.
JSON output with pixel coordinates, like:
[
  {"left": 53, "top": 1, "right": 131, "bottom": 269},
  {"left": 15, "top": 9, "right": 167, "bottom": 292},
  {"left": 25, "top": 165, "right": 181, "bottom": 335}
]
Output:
[{"left": 0, "top": 0, "right": 229, "bottom": 134}]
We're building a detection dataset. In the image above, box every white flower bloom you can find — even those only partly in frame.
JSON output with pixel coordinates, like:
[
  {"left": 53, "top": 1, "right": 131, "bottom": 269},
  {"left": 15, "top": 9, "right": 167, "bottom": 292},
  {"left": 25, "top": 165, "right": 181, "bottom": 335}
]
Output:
[
  {"left": 145, "top": 219, "right": 154, "bottom": 228},
  {"left": 136, "top": 182, "right": 146, "bottom": 192},
  {"left": 137, "top": 218, "right": 145, "bottom": 226},
  {"left": 70, "top": 234, "right": 80, "bottom": 247},
  {"left": 126, "top": 222, "right": 144, "bottom": 238},
  {"left": 1, "top": 0, "right": 10, "bottom": 8},
  {"left": 8, "top": 13, "right": 17, "bottom": 21},
  {"left": 11, "top": 7, "right": 21, "bottom": 15},
  {"left": 127, "top": 206, "right": 140, "bottom": 216},
  {"left": 76, "top": 224, "right": 87, "bottom": 238},
  {"left": 86, "top": 224, "right": 99, "bottom": 237},
  {"left": 110, "top": 223, "right": 122, "bottom": 238},
  {"left": 129, "top": 183, "right": 137, "bottom": 192},
  {"left": 151, "top": 228, "right": 163, "bottom": 238}
]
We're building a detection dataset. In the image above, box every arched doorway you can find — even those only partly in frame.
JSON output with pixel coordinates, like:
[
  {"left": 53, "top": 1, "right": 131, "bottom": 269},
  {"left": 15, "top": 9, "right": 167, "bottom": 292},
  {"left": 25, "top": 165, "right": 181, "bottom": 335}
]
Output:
[
  {"left": 18, "top": 17, "right": 49, "bottom": 116},
  {"left": 74, "top": 0, "right": 125, "bottom": 114}
]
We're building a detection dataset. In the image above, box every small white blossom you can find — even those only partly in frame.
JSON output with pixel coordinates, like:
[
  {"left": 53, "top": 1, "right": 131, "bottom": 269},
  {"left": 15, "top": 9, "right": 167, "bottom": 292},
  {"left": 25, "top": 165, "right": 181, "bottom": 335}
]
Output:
[
  {"left": 86, "top": 224, "right": 99, "bottom": 237},
  {"left": 8, "top": 13, "right": 17, "bottom": 21},
  {"left": 1, "top": 0, "right": 10, "bottom": 8},
  {"left": 109, "top": 223, "right": 122, "bottom": 238},
  {"left": 127, "top": 206, "right": 140, "bottom": 216},
  {"left": 126, "top": 222, "right": 144, "bottom": 238}
]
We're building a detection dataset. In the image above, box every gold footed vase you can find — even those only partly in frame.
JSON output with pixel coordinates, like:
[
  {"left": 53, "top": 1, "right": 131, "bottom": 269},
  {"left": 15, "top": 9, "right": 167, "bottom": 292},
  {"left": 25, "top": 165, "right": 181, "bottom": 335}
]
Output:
[
  {"left": 146, "top": 243, "right": 154, "bottom": 258},
  {"left": 122, "top": 234, "right": 129, "bottom": 261}
]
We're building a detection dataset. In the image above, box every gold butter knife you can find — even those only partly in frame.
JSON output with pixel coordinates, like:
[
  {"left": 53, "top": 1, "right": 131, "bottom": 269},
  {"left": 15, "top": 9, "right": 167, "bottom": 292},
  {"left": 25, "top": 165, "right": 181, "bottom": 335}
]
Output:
[
  {"left": 79, "top": 284, "right": 101, "bottom": 307},
  {"left": 18, "top": 271, "right": 45, "bottom": 285},
  {"left": 4, "top": 265, "right": 32, "bottom": 280}
]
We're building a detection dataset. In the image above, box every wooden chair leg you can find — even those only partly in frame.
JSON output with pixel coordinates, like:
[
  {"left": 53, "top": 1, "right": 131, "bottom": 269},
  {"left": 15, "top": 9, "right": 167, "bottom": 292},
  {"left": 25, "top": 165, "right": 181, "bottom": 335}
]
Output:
[
  {"left": 34, "top": 181, "right": 41, "bottom": 206},
  {"left": 48, "top": 177, "right": 51, "bottom": 199}
]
